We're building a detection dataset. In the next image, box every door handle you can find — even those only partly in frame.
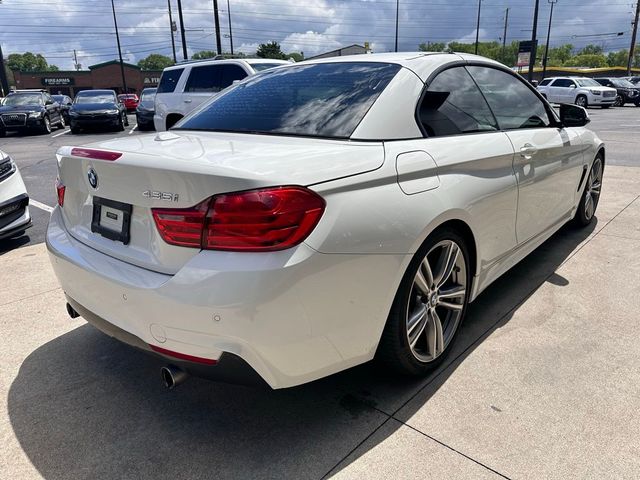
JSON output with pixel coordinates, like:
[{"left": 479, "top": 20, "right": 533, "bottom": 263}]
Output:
[
  {"left": 183, "top": 99, "right": 192, "bottom": 103},
  {"left": 519, "top": 143, "right": 538, "bottom": 159}
]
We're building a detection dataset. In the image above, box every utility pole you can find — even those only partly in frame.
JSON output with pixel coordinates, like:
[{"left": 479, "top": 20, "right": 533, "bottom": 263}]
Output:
[
  {"left": 176, "top": 0, "right": 188, "bottom": 60},
  {"left": 168, "top": 0, "right": 177, "bottom": 63},
  {"left": 73, "top": 49, "right": 80, "bottom": 71},
  {"left": 475, "top": 0, "right": 482, "bottom": 55},
  {"left": 527, "top": 0, "right": 540, "bottom": 82},
  {"left": 628, "top": 1, "right": 640, "bottom": 75},
  {"left": 110, "top": 0, "right": 128, "bottom": 94},
  {"left": 502, "top": 8, "right": 509, "bottom": 55},
  {"left": 394, "top": 0, "right": 399, "bottom": 52},
  {"left": 212, "top": 0, "right": 222, "bottom": 55},
  {"left": 0, "top": 44, "right": 9, "bottom": 97},
  {"left": 542, "top": 0, "right": 558, "bottom": 80},
  {"left": 227, "top": 0, "right": 234, "bottom": 55}
]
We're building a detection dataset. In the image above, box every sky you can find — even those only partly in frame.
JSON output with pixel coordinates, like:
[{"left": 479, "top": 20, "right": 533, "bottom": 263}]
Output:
[{"left": 0, "top": 0, "right": 637, "bottom": 70}]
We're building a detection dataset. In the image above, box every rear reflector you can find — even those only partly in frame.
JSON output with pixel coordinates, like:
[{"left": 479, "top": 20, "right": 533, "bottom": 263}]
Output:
[
  {"left": 55, "top": 178, "right": 65, "bottom": 207},
  {"left": 70, "top": 147, "right": 122, "bottom": 161},
  {"left": 150, "top": 344, "right": 218, "bottom": 365},
  {"left": 152, "top": 186, "right": 325, "bottom": 252}
]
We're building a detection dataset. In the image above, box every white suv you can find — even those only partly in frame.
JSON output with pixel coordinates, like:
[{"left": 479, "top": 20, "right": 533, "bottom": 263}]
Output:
[
  {"left": 154, "top": 58, "right": 291, "bottom": 131},
  {"left": 537, "top": 77, "right": 617, "bottom": 109}
]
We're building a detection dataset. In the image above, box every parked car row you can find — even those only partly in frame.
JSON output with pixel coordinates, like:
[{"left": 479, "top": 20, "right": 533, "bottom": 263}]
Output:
[{"left": 537, "top": 76, "right": 640, "bottom": 108}]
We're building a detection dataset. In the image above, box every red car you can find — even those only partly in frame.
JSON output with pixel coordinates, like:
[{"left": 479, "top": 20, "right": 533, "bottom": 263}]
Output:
[{"left": 117, "top": 94, "right": 139, "bottom": 111}]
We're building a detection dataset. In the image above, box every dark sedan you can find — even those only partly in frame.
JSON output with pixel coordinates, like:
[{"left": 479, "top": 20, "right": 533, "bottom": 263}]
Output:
[
  {"left": 69, "top": 90, "right": 129, "bottom": 133},
  {"left": 52, "top": 94, "right": 73, "bottom": 123},
  {"left": 135, "top": 87, "right": 156, "bottom": 131},
  {"left": 0, "top": 90, "right": 65, "bottom": 136},
  {"left": 594, "top": 78, "right": 640, "bottom": 106}
]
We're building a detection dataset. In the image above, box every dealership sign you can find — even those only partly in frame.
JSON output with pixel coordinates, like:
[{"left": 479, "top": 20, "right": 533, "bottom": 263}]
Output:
[
  {"left": 144, "top": 77, "right": 160, "bottom": 85},
  {"left": 516, "top": 40, "right": 538, "bottom": 68},
  {"left": 41, "top": 77, "right": 75, "bottom": 86}
]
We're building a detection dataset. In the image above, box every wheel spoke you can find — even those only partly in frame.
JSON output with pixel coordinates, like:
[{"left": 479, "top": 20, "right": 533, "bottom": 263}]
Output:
[
  {"left": 438, "top": 285, "right": 466, "bottom": 300},
  {"left": 433, "top": 242, "right": 459, "bottom": 288},
  {"left": 585, "top": 192, "right": 594, "bottom": 218},
  {"left": 438, "top": 300, "right": 463, "bottom": 311},
  {"left": 414, "top": 269, "right": 430, "bottom": 296},
  {"left": 422, "top": 258, "right": 434, "bottom": 290},
  {"left": 425, "top": 310, "right": 444, "bottom": 358},
  {"left": 408, "top": 305, "right": 428, "bottom": 348}
]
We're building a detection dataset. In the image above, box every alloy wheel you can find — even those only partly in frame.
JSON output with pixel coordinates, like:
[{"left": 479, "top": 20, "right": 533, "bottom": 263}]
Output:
[
  {"left": 575, "top": 96, "right": 587, "bottom": 108},
  {"left": 44, "top": 116, "right": 51, "bottom": 133},
  {"left": 584, "top": 158, "right": 603, "bottom": 220},
  {"left": 614, "top": 95, "right": 623, "bottom": 107},
  {"left": 406, "top": 240, "right": 467, "bottom": 363}
]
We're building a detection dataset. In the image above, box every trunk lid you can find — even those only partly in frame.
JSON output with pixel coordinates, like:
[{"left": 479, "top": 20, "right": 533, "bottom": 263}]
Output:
[{"left": 57, "top": 131, "right": 384, "bottom": 274}]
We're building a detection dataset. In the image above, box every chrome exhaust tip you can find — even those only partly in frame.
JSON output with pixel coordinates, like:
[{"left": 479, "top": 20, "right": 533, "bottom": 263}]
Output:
[
  {"left": 160, "top": 365, "right": 188, "bottom": 390},
  {"left": 66, "top": 302, "right": 80, "bottom": 319}
]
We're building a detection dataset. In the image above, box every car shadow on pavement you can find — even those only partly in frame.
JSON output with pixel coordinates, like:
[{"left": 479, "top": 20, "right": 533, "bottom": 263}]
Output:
[
  {"left": 7, "top": 220, "right": 597, "bottom": 480},
  {"left": 0, "top": 234, "right": 31, "bottom": 255}
]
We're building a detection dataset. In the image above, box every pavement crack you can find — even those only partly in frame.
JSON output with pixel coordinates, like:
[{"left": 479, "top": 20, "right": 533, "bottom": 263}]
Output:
[{"left": 0, "top": 287, "right": 62, "bottom": 308}]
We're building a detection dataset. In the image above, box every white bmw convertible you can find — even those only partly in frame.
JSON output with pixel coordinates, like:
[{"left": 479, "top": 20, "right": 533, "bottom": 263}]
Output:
[{"left": 47, "top": 53, "right": 603, "bottom": 389}]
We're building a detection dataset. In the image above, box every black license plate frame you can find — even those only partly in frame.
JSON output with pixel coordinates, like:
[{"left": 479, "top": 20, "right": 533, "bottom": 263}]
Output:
[{"left": 91, "top": 197, "right": 132, "bottom": 245}]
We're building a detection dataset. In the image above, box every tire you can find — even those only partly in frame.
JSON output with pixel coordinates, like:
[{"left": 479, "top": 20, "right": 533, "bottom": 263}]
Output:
[
  {"left": 0, "top": 129, "right": 5, "bottom": 138},
  {"left": 117, "top": 115, "right": 125, "bottom": 132},
  {"left": 70, "top": 126, "right": 80, "bottom": 134},
  {"left": 57, "top": 115, "right": 66, "bottom": 129},
  {"left": 376, "top": 227, "right": 471, "bottom": 376},
  {"left": 602, "top": 105, "right": 611, "bottom": 109},
  {"left": 614, "top": 95, "right": 624, "bottom": 107},
  {"left": 41, "top": 115, "right": 52, "bottom": 134},
  {"left": 574, "top": 155, "right": 603, "bottom": 227},
  {"left": 124, "top": 115, "right": 129, "bottom": 127},
  {"left": 575, "top": 95, "right": 588, "bottom": 108}
]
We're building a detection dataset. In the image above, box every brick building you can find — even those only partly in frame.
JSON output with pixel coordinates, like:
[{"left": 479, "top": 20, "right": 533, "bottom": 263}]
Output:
[{"left": 12, "top": 60, "right": 163, "bottom": 97}]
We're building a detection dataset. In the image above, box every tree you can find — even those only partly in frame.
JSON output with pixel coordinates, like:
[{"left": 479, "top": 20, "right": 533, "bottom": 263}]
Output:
[
  {"left": 137, "top": 54, "right": 174, "bottom": 70},
  {"left": 578, "top": 44, "right": 603, "bottom": 56},
  {"left": 192, "top": 50, "right": 217, "bottom": 60},
  {"left": 287, "top": 52, "right": 304, "bottom": 62},
  {"left": 256, "top": 41, "right": 286, "bottom": 60},
  {"left": 6, "top": 52, "right": 58, "bottom": 72},
  {"left": 607, "top": 49, "right": 629, "bottom": 67},
  {"left": 564, "top": 54, "right": 608, "bottom": 68},
  {"left": 418, "top": 42, "right": 446, "bottom": 52}
]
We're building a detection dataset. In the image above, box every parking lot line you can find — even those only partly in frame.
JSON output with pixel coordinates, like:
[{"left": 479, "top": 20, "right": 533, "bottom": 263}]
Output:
[
  {"left": 128, "top": 125, "right": 137, "bottom": 135},
  {"left": 51, "top": 129, "right": 70, "bottom": 138},
  {"left": 29, "top": 199, "right": 54, "bottom": 213}
]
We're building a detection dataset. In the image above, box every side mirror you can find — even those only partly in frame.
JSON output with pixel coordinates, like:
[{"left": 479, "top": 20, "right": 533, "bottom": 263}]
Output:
[
  {"left": 560, "top": 104, "right": 590, "bottom": 127},
  {"left": 568, "top": 84, "right": 576, "bottom": 88},
  {"left": 45, "top": 99, "right": 54, "bottom": 105}
]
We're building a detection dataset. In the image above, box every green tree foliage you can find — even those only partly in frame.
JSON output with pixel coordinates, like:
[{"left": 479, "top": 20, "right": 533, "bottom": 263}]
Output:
[
  {"left": 418, "top": 42, "right": 446, "bottom": 52},
  {"left": 137, "top": 54, "right": 174, "bottom": 70},
  {"left": 287, "top": 52, "right": 304, "bottom": 62},
  {"left": 564, "top": 54, "right": 608, "bottom": 68},
  {"left": 578, "top": 44, "right": 603, "bottom": 56},
  {"left": 256, "top": 41, "right": 286, "bottom": 60},
  {"left": 192, "top": 50, "right": 217, "bottom": 60},
  {"left": 607, "top": 49, "right": 629, "bottom": 67},
  {"left": 6, "top": 52, "right": 58, "bottom": 72}
]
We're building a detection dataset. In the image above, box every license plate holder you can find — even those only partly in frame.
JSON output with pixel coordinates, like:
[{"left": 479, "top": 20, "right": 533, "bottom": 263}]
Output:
[{"left": 91, "top": 197, "right": 132, "bottom": 245}]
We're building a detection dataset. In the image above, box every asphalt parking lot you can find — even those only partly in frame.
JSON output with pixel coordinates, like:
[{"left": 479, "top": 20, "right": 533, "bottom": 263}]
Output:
[{"left": 1, "top": 108, "right": 640, "bottom": 479}]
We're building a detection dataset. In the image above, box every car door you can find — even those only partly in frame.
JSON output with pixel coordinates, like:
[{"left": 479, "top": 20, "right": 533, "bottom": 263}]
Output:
[
  {"left": 399, "top": 65, "right": 519, "bottom": 268},
  {"left": 181, "top": 64, "right": 224, "bottom": 114},
  {"left": 548, "top": 78, "right": 571, "bottom": 103},
  {"left": 44, "top": 93, "right": 60, "bottom": 123},
  {"left": 467, "top": 66, "right": 585, "bottom": 244}
]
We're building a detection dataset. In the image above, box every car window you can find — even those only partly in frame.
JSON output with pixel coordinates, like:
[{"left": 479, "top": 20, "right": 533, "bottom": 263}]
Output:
[
  {"left": 552, "top": 79, "right": 573, "bottom": 88},
  {"left": 418, "top": 66, "right": 498, "bottom": 137},
  {"left": 220, "top": 65, "right": 248, "bottom": 88},
  {"left": 185, "top": 65, "right": 224, "bottom": 93},
  {"left": 539, "top": 79, "right": 552, "bottom": 86},
  {"left": 3, "top": 93, "right": 43, "bottom": 106},
  {"left": 157, "top": 68, "right": 184, "bottom": 93},
  {"left": 74, "top": 92, "right": 117, "bottom": 104},
  {"left": 468, "top": 66, "right": 551, "bottom": 130},
  {"left": 176, "top": 62, "right": 401, "bottom": 139}
]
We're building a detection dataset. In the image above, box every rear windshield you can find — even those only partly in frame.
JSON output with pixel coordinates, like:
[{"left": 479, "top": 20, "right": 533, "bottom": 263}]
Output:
[
  {"left": 140, "top": 89, "right": 157, "bottom": 101},
  {"left": 74, "top": 92, "right": 116, "bottom": 104},
  {"left": 611, "top": 78, "right": 636, "bottom": 88},
  {"left": 175, "top": 62, "right": 401, "bottom": 139},
  {"left": 157, "top": 68, "right": 184, "bottom": 93}
]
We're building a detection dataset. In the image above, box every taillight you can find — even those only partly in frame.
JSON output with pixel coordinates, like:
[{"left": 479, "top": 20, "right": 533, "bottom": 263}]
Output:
[
  {"left": 152, "top": 186, "right": 325, "bottom": 252},
  {"left": 70, "top": 148, "right": 122, "bottom": 161},
  {"left": 55, "top": 178, "right": 65, "bottom": 207}
]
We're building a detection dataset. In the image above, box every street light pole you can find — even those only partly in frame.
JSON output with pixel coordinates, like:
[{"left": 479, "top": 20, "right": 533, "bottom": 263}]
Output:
[
  {"left": 542, "top": 0, "right": 558, "bottom": 80},
  {"left": 168, "top": 0, "right": 177, "bottom": 63},
  {"left": 110, "top": 0, "right": 127, "bottom": 94},
  {"left": 227, "top": 0, "right": 234, "bottom": 55},
  {"left": 176, "top": 0, "right": 188, "bottom": 60},
  {"left": 475, "top": 0, "right": 482, "bottom": 55},
  {"left": 212, "top": 0, "right": 222, "bottom": 55},
  {"left": 527, "top": 0, "right": 540, "bottom": 82},
  {"left": 394, "top": 0, "right": 399, "bottom": 52}
]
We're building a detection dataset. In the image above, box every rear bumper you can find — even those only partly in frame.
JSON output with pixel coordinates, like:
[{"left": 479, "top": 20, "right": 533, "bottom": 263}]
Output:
[{"left": 46, "top": 206, "right": 405, "bottom": 388}]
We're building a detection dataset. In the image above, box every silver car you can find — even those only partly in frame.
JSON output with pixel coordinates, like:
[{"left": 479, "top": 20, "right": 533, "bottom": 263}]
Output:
[{"left": 47, "top": 53, "right": 603, "bottom": 389}]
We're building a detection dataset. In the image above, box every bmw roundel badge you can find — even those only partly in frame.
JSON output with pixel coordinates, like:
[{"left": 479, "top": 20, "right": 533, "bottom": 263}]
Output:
[{"left": 88, "top": 167, "right": 98, "bottom": 189}]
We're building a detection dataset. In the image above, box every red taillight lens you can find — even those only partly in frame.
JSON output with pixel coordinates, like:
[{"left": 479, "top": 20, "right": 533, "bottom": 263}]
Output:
[
  {"left": 55, "top": 178, "right": 65, "bottom": 207},
  {"left": 152, "top": 186, "right": 325, "bottom": 252},
  {"left": 152, "top": 199, "right": 209, "bottom": 248},
  {"left": 70, "top": 148, "right": 122, "bottom": 161}
]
